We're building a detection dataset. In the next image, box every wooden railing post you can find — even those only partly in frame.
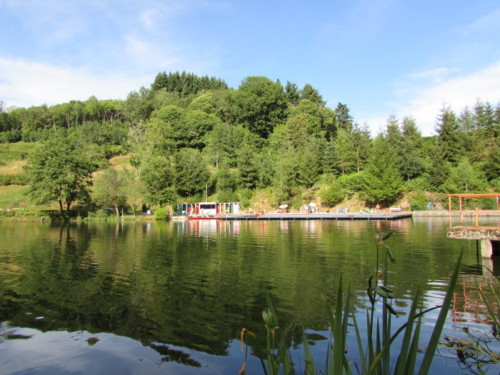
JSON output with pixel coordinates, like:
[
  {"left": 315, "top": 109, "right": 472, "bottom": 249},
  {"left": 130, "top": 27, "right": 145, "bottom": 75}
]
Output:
[{"left": 448, "top": 195, "right": 452, "bottom": 228}]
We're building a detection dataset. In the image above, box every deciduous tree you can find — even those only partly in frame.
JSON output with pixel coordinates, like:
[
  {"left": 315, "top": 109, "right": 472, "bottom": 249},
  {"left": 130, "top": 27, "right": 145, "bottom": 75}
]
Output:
[{"left": 25, "top": 139, "right": 97, "bottom": 214}]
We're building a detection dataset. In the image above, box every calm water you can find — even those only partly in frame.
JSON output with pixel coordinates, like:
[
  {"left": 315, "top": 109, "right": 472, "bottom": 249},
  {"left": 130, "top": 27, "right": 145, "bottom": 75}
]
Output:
[{"left": 0, "top": 218, "right": 498, "bottom": 374}]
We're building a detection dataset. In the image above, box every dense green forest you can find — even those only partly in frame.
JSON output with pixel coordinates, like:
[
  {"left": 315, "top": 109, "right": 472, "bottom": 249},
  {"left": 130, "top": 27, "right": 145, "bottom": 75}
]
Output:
[{"left": 0, "top": 71, "right": 498, "bottom": 215}]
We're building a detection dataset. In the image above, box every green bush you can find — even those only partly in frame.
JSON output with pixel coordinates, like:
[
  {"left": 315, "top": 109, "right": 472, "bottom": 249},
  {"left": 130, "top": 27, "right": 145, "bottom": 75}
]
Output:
[
  {"left": 404, "top": 176, "right": 431, "bottom": 192},
  {"left": 0, "top": 174, "right": 29, "bottom": 186},
  {"left": 409, "top": 191, "right": 429, "bottom": 210},
  {"left": 320, "top": 179, "right": 345, "bottom": 207},
  {"left": 154, "top": 207, "right": 169, "bottom": 220},
  {"left": 338, "top": 171, "right": 369, "bottom": 198}
]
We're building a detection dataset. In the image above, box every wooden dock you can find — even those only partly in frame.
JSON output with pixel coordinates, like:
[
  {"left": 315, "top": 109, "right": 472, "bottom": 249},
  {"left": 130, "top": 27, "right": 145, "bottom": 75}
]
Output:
[
  {"left": 446, "top": 193, "right": 500, "bottom": 258},
  {"left": 220, "top": 212, "right": 413, "bottom": 221}
]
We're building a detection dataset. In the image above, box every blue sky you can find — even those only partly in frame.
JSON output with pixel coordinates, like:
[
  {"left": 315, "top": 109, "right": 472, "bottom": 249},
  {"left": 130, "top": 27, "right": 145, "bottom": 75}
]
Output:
[{"left": 1, "top": 0, "right": 499, "bottom": 135}]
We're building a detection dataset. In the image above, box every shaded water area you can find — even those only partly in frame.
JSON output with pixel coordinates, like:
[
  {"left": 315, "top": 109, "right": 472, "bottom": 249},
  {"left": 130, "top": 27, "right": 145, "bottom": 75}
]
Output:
[{"left": 0, "top": 218, "right": 498, "bottom": 374}]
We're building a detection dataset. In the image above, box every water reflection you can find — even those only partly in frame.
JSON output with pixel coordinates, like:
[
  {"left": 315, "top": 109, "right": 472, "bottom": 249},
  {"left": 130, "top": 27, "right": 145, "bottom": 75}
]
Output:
[{"left": 0, "top": 219, "right": 498, "bottom": 374}]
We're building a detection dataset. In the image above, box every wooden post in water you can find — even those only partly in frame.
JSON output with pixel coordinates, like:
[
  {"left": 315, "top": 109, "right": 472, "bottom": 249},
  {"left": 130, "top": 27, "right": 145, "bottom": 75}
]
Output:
[
  {"left": 459, "top": 196, "right": 463, "bottom": 225},
  {"left": 448, "top": 195, "right": 452, "bottom": 228}
]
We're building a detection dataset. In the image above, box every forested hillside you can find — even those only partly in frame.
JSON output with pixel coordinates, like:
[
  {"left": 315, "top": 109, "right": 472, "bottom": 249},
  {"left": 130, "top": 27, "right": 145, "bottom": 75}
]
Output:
[{"left": 0, "top": 72, "right": 498, "bottom": 214}]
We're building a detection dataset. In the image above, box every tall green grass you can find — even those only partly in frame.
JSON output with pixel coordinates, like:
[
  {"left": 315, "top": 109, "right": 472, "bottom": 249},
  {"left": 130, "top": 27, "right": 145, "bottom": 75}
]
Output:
[{"left": 240, "top": 231, "right": 462, "bottom": 375}]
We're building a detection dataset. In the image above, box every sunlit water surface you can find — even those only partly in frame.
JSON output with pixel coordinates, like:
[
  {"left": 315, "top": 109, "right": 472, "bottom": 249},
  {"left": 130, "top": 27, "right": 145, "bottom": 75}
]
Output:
[{"left": 0, "top": 218, "right": 498, "bottom": 374}]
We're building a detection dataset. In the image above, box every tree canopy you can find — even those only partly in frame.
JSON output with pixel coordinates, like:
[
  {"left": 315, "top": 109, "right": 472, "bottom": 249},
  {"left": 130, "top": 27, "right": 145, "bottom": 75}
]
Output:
[
  {"left": 25, "top": 138, "right": 97, "bottom": 213},
  {"left": 1, "top": 71, "right": 497, "bottom": 212}
]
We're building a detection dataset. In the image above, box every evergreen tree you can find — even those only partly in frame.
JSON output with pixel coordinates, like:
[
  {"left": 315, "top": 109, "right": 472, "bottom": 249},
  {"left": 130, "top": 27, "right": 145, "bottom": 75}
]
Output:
[
  {"left": 140, "top": 155, "right": 176, "bottom": 205},
  {"left": 335, "top": 103, "right": 354, "bottom": 132},
  {"left": 237, "top": 143, "right": 259, "bottom": 189},
  {"left": 474, "top": 101, "right": 499, "bottom": 181},
  {"left": 435, "top": 105, "right": 461, "bottom": 164},
  {"left": 425, "top": 139, "right": 450, "bottom": 191},
  {"left": 334, "top": 128, "right": 355, "bottom": 175},
  {"left": 296, "top": 140, "right": 322, "bottom": 188},
  {"left": 285, "top": 81, "right": 300, "bottom": 105},
  {"left": 443, "top": 158, "right": 488, "bottom": 193},
  {"left": 300, "top": 84, "right": 325, "bottom": 106},
  {"left": 364, "top": 135, "right": 404, "bottom": 205},
  {"left": 351, "top": 123, "right": 371, "bottom": 172},
  {"left": 457, "top": 107, "right": 476, "bottom": 160},
  {"left": 273, "top": 148, "right": 299, "bottom": 202},
  {"left": 400, "top": 117, "right": 424, "bottom": 180},
  {"left": 284, "top": 113, "right": 309, "bottom": 149},
  {"left": 322, "top": 139, "right": 338, "bottom": 175},
  {"left": 289, "top": 100, "right": 324, "bottom": 137},
  {"left": 151, "top": 71, "right": 227, "bottom": 96},
  {"left": 174, "top": 149, "right": 210, "bottom": 197}
]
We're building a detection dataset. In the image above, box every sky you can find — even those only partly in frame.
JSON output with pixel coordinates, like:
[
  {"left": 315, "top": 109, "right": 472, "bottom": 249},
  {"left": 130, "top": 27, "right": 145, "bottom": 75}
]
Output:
[{"left": 0, "top": 0, "right": 499, "bottom": 136}]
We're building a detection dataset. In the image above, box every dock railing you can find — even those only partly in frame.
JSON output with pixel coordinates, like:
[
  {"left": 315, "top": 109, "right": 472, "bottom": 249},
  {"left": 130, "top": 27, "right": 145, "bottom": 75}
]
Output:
[{"left": 448, "top": 193, "right": 500, "bottom": 229}]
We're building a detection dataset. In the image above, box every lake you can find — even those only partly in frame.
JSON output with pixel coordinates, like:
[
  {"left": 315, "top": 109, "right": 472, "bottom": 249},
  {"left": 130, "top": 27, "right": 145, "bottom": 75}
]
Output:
[{"left": 0, "top": 217, "right": 498, "bottom": 374}]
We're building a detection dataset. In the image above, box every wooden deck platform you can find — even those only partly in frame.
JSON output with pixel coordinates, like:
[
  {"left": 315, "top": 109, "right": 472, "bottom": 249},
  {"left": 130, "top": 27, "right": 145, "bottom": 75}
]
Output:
[
  {"left": 220, "top": 212, "right": 413, "bottom": 221},
  {"left": 447, "top": 226, "right": 500, "bottom": 241}
]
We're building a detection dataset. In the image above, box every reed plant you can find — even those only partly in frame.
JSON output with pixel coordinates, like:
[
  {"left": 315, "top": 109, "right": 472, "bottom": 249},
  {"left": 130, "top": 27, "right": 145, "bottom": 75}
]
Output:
[{"left": 240, "top": 231, "right": 462, "bottom": 375}]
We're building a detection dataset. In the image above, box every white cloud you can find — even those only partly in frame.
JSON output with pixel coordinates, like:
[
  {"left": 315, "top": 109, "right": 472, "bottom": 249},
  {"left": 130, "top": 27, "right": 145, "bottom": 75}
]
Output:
[
  {"left": 463, "top": 7, "right": 500, "bottom": 35},
  {"left": 408, "top": 67, "right": 456, "bottom": 84},
  {"left": 0, "top": 58, "right": 150, "bottom": 108},
  {"left": 139, "top": 8, "right": 160, "bottom": 31},
  {"left": 401, "top": 62, "right": 500, "bottom": 136},
  {"left": 358, "top": 63, "right": 500, "bottom": 137}
]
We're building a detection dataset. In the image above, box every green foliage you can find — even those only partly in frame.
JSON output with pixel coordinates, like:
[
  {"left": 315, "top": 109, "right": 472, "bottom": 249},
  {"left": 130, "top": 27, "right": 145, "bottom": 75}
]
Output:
[
  {"left": 237, "top": 144, "right": 259, "bottom": 190},
  {"left": 296, "top": 141, "right": 322, "bottom": 188},
  {"left": 151, "top": 71, "right": 228, "bottom": 96},
  {"left": 443, "top": 158, "right": 488, "bottom": 193},
  {"left": 273, "top": 149, "right": 298, "bottom": 201},
  {"left": 92, "top": 168, "right": 128, "bottom": 215},
  {"left": 300, "top": 83, "right": 325, "bottom": 105},
  {"left": 436, "top": 105, "right": 461, "bottom": 165},
  {"left": 338, "top": 171, "right": 370, "bottom": 197},
  {"left": 139, "top": 155, "right": 175, "bottom": 206},
  {"left": 404, "top": 176, "right": 431, "bottom": 192},
  {"left": 320, "top": 178, "right": 345, "bottom": 206},
  {"left": 25, "top": 138, "right": 97, "bottom": 213},
  {"left": 0, "top": 174, "right": 29, "bottom": 186},
  {"left": 364, "top": 135, "right": 404, "bottom": 205},
  {"left": 409, "top": 191, "right": 430, "bottom": 210},
  {"left": 234, "top": 76, "right": 288, "bottom": 139},
  {"left": 174, "top": 148, "right": 210, "bottom": 197},
  {"left": 2, "top": 74, "right": 499, "bottom": 208},
  {"left": 334, "top": 128, "right": 355, "bottom": 175},
  {"left": 236, "top": 188, "right": 254, "bottom": 209},
  {"left": 425, "top": 139, "right": 450, "bottom": 192},
  {"left": 153, "top": 207, "right": 169, "bottom": 220},
  {"left": 335, "top": 103, "right": 353, "bottom": 132}
]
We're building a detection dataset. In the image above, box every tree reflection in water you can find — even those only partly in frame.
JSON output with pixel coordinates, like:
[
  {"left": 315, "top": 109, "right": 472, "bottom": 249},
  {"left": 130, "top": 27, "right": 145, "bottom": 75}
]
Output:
[{"left": 0, "top": 220, "right": 497, "bottom": 374}]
